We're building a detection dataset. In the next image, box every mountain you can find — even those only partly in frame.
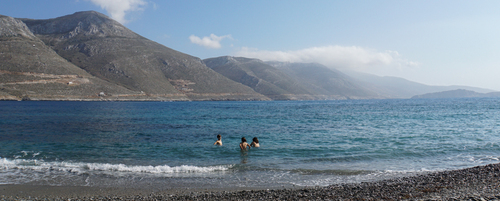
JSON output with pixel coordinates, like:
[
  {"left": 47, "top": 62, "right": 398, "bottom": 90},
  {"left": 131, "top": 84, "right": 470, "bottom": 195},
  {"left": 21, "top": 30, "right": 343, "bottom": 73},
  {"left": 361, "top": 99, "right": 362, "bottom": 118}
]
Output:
[
  {"left": 2, "top": 11, "right": 496, "bottom": 101},
  {"left": 411, "top": 89, "right": 500, "bottom": 99},
  {"left": 204, "top": 56, "right": 315, "bottom": 100},
  {"left": 342, "top": 70, "right": 497, "bottom": 99},
  {"left": 8, "top": 11, "right": 268, "bottom": 101},
  {"left": 0, "top": 14, "right": 142, "bottom": 101},
  {"left": 204, "top": 56, "right": 384, "bottom": 100}
]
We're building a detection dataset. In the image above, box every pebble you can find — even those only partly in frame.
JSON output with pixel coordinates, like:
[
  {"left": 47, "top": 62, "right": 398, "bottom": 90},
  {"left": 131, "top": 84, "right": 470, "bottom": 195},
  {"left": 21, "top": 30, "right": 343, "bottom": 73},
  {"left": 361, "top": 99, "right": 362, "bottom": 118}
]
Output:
[{"left": 3, "top": 163, "right": 500, "bottom": 200}]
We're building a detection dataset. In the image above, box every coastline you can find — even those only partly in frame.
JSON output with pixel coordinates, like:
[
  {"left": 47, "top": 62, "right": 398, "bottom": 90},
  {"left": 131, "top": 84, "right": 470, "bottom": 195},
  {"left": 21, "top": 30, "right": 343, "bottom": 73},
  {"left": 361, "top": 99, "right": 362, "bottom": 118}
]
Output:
[{"left": 2, "top": 163, "right": 500, "bottom": 200}]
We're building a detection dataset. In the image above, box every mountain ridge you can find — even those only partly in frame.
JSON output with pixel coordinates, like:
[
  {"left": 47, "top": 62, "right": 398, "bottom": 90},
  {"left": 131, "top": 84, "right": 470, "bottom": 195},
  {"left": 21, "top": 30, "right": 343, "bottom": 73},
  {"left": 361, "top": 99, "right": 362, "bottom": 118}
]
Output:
[
  {"left": 2, "top": 11, "right": 269, "bottom": 101},
  {"left": 1, "top": 11, "right": 497, "bottom": 101}
]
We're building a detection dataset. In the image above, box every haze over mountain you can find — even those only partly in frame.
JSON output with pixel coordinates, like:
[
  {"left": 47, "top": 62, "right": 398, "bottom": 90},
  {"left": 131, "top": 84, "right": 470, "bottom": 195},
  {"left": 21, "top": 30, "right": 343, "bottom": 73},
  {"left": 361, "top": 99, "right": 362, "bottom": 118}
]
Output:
[
  {"left": 0, "top": 11, "right": 497, "bottom": 101},
  {"left": 411, "top": 89, "right": 500, "bottom": 99},
  {"left": 204, "top": 56, "right": 389, "bottom": 100},
  {"left": 204, "top": 57, "right": 313, "bottom": 100},
  {"left": 267, "top": 61, "right": 385, "bottom": 99},
  {"left": 343, "top": 70, "right": 497, "bottom": 99}
]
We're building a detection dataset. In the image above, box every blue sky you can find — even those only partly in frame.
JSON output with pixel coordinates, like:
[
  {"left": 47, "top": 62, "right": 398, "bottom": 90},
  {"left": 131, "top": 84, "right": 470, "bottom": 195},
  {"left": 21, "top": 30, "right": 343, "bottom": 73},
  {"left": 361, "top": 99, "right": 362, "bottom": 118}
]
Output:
[{"left": 2, "top": 0, "right": 500, "bottom": 91}]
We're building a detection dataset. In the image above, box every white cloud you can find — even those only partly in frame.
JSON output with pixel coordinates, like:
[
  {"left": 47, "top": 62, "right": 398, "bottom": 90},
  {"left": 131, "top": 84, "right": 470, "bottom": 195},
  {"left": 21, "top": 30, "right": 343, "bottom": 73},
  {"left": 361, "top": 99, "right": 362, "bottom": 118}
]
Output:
[
  {"left": 189, "top": 34, "right": 232, "bottom": 49},
  {"left": 89, "top": 0, "right": 147, "bottom": 24},
  {"left": 234, "top": 45, "right": 418, "bottom": 71}
]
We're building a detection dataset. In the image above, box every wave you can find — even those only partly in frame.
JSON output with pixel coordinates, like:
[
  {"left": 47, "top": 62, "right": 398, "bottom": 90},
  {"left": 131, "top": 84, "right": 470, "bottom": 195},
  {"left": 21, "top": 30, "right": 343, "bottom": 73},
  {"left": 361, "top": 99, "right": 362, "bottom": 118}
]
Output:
[{"left": 0, "top": 158, "right": 232, "bottom": 175}]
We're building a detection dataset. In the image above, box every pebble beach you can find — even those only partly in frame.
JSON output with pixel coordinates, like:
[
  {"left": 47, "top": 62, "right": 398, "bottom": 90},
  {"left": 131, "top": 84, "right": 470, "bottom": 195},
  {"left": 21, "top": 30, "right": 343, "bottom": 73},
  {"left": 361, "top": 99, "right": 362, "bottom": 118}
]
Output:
[{"left": 2, "top": 163, "right": 500, "bottom": 200}]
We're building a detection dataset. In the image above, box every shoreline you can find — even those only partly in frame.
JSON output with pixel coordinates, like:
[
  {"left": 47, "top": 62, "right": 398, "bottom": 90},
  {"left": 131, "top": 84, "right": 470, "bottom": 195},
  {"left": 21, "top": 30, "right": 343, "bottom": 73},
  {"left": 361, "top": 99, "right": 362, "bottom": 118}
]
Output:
[{"left": 2, "top": 163, "right": 500, "bottom": 200}]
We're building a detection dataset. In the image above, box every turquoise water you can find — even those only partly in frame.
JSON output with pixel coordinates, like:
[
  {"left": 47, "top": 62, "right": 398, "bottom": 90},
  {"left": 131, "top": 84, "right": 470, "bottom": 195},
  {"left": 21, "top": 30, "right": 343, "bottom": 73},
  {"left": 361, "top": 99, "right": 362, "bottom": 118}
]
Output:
[{"left": 0, "top": 98, "right": 499, "bottom": 189}]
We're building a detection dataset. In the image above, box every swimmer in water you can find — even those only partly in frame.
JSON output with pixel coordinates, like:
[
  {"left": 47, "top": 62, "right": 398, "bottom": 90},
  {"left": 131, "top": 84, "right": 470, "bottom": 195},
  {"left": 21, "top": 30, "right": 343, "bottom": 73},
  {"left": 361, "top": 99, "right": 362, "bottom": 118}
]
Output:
[
  {"left": 239, "top": 137, "right": 250, "bottom": 150},
  {"left": 250, "top": 137, "right": 260, "bottom": 147},
  {"left": 214, "top": 134, "right": 222, "bottom": 146}
]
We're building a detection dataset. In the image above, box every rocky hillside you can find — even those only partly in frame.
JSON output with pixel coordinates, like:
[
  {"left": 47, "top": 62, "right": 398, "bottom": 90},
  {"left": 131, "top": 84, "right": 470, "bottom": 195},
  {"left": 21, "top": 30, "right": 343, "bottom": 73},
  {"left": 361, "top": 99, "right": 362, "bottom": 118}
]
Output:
[
  {"left": 1, "top": 11, "right": 268, "bottom": 101},
  {"left": 0, "top": 14, "right": 142, "bottom": 101}
]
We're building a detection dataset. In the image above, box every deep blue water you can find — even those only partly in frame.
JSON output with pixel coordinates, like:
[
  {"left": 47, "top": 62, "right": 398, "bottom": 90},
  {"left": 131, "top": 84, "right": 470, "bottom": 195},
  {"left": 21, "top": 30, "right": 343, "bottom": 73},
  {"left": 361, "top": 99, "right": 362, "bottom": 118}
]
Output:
[{"left": 0, "top": 98, "right": 499, "bottom": 189}]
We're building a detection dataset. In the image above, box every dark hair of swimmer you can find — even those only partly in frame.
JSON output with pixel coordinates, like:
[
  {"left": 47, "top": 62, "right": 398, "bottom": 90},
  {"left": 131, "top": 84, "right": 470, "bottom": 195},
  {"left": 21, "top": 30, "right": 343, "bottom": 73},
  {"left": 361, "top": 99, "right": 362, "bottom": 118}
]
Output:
[
  {"left": 241, "top": 137, "right": 247, "bottom": 142},
  {"left": 253, "top": 137, "right": 259, "bottom": 143}
]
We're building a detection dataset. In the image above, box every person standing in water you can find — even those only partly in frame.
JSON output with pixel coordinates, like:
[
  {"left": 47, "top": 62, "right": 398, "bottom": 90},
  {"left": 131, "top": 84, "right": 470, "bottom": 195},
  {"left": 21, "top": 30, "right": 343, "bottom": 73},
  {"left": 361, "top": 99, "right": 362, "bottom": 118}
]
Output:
[
  {"left": 250, "top": 137, "right": 260, "bottom": 147},
  {"left": 214, "top": 134, "right": 222, "bottom": 146},
  {"left": 239, "top": 137, "right": 250, "bottom": 150}
]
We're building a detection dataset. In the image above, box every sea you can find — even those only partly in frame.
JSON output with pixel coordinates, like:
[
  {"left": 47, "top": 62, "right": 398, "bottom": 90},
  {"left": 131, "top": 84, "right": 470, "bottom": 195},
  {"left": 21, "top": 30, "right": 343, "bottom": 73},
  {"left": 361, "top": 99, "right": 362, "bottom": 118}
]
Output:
[{"left": 0, "top": 98, "right": 499, "bottom": 190}]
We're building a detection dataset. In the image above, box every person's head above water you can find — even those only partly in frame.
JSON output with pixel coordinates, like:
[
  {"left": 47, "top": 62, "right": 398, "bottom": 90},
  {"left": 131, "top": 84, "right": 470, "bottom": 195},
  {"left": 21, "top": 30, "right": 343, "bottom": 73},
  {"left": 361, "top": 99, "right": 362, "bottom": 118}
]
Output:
[
  {"left": 252, "top": 137, "right": 259, "bottom": 143},
  {"left": 214, "top": 134, "right": 222, "bottom": 145},
  {"left": 240, "top": 137, "right": 250, "bottom": 150}
]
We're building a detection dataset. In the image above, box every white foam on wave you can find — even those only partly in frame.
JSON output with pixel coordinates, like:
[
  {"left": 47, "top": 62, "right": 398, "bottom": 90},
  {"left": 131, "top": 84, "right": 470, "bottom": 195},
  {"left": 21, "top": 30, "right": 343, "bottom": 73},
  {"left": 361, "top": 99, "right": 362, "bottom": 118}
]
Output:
[
  {"left": 0, "top": 158, "right": 232, "bottom": 175},
  {"left": 83, "top": 163, "right": 231, "bottom": 174}
]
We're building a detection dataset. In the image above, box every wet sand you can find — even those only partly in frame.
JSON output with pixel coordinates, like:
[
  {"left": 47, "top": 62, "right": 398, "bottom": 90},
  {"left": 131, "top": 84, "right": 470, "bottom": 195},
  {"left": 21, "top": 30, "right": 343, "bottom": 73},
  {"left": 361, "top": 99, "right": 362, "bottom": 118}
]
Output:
[{"left": 2, "top": 163, "right": 500, "bottom": 200}]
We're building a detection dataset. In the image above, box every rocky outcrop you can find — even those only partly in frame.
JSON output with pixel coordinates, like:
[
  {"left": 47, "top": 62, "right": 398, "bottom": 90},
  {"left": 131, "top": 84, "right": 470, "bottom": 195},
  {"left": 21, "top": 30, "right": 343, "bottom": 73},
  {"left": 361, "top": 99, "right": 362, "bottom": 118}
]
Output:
[
  {"left": 22, "top": 11, "right": 141, "bottom": 40},
  {"left": 0, "top": 15, "right": 39, "bottom": 40}
]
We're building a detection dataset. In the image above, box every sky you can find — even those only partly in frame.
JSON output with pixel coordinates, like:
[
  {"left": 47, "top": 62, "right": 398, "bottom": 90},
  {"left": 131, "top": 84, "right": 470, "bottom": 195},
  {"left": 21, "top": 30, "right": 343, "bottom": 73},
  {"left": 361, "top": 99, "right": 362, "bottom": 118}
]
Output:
[{"left": 1, "top": 0, "right": 500, "bottom": 91}]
